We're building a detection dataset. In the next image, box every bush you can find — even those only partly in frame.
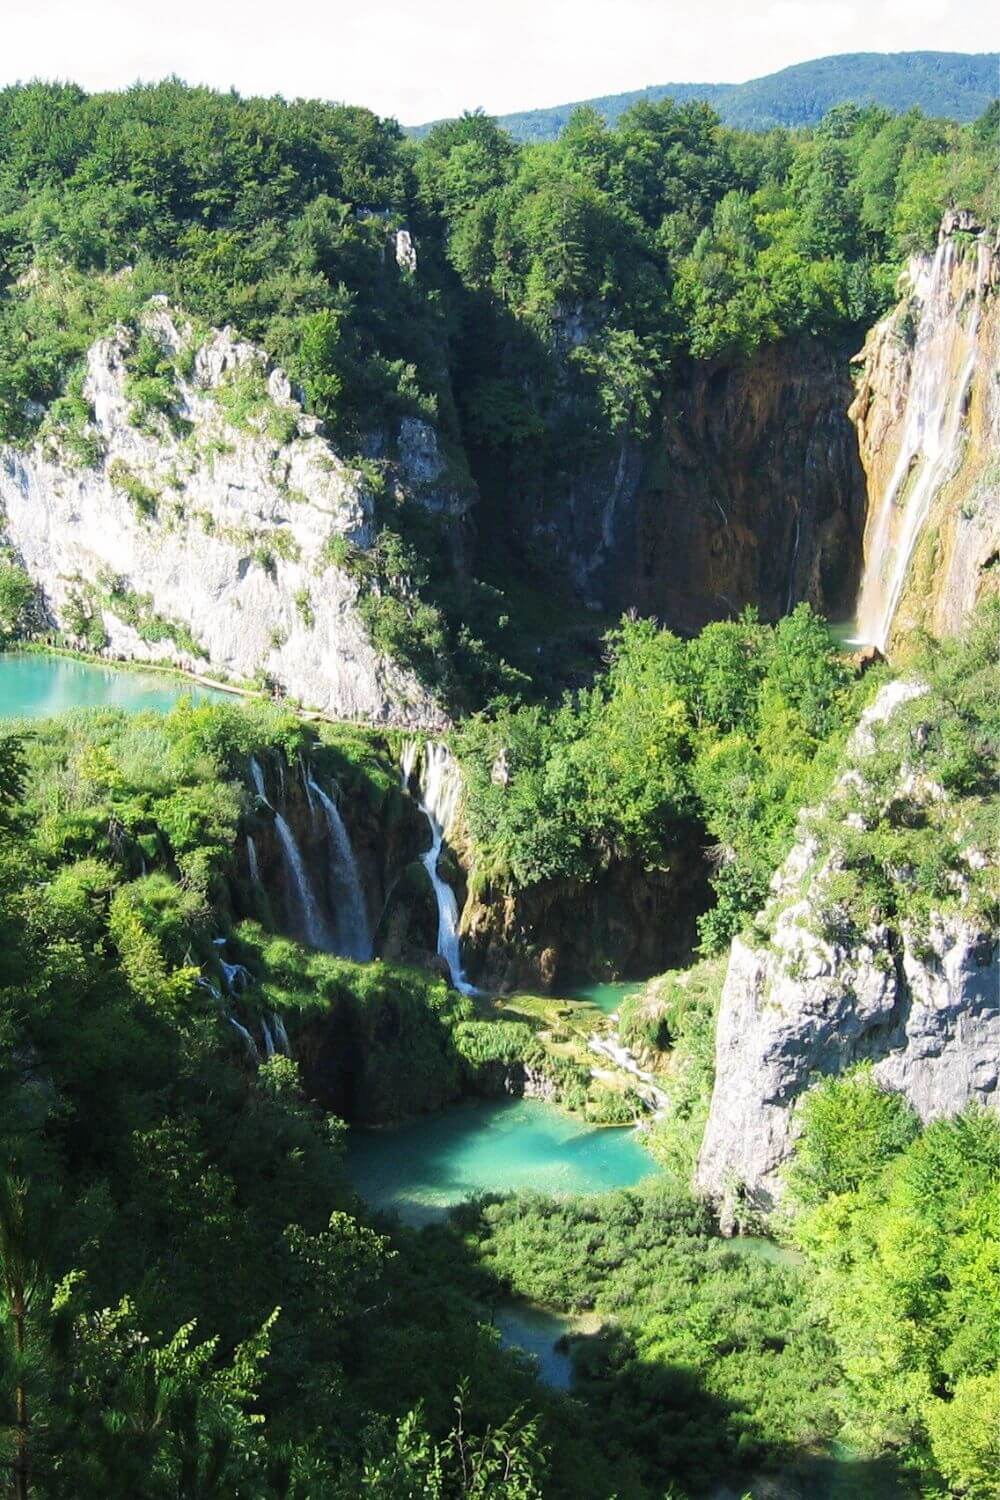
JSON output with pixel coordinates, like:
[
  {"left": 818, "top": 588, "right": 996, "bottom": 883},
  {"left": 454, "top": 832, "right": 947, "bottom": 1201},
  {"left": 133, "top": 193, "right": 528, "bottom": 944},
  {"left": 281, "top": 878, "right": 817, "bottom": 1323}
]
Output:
[{"left": 0, "top": 559, "right": 35, "bottom": 642}]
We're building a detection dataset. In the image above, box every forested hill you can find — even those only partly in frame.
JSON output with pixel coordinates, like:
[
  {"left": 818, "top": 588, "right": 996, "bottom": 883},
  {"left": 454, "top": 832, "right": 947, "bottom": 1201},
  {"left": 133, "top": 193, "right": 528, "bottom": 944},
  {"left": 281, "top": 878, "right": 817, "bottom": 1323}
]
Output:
[{"left": 410, "top": 51, "right": 1000, "bottom": 142}]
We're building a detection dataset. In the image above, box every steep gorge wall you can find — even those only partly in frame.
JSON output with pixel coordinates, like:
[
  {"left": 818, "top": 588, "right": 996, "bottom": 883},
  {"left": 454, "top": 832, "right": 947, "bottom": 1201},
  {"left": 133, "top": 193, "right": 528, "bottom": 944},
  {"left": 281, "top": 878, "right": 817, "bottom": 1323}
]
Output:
[{"left": 500, "top": 335, "right": 867, "bottom": 634}]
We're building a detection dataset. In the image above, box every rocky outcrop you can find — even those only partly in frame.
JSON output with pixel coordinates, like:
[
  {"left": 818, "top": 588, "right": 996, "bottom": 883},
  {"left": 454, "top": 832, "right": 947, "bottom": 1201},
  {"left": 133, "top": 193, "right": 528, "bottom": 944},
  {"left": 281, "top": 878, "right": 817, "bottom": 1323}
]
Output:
[
  {"left": 696, "top": 682, "right": 999, "bottom": 1218},
  {"left": 850, "top": 212, "right": 1000, "bottom": 650},
  {"left": 0, "top": 301, "right": 464, "bottom": 727}
]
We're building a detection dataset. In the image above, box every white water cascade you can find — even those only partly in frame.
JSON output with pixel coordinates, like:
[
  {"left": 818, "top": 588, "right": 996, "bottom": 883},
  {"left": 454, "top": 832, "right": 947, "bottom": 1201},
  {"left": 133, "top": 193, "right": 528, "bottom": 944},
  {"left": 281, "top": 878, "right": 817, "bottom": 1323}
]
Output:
[
  {"left": 307, "top": 775, "right": 373, "bottom": 962},
  {"left": 228, "top": 1016, "right": 260, "bottom": 1062},
  {"left": 403, "top": 741, "right": 478, "bottom": 995},
  {"left": 855, "top": 237, "right": 988, "bottom": 650},
  {"left": 249, "top": 757, "right": 335, "bottom": 952},
  {"left": 271, "top": 1013, "right": 291, "bottom": 1055},
  {"left": 246, "top": 834, "right": 261, "bottom": 884}
]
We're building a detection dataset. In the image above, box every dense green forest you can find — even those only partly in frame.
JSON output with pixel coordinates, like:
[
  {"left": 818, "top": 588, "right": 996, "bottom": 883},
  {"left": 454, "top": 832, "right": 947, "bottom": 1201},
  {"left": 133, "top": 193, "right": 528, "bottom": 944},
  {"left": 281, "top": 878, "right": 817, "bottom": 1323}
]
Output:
[
  {"left": 416, "top": 51, "right": 1000, "bottom": 143},
  {"left": 0, "top": 79, "right": 996, "bottom": 707}
]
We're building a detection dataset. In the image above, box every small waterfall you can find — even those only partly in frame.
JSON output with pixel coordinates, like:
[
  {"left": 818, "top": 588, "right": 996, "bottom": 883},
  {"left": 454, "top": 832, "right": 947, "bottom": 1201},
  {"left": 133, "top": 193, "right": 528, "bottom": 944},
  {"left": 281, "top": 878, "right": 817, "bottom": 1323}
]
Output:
[
  {"left": 246, "top": 834, "right": 261, "bottom": 884},
  {"left": 228, "top": 1016, "right": 260, "bottom": 1062},
  {"left": 307, "top": 775, "right": 373, "bottom": 962},
  {"left": 219, "top": 958, "right": 252, "bottom": 996},
  {"left": 855, "top": 236, "right": 988, "bottom": 650},
  {"left": 250, "top": 756, "right": 269, "bottom": 804},
  {"left": 249, "top": 756, "right": 335, "bottom": 952},
  {"left": 785, "top": 505, "right": 801, "bottom": 615},
  {"left": 261, "top": 1018, "right": 276, "bottom": 1058},
  {"left": 273, "top": 810, "right": 336, "bottom": 951},
  {"left": 400, "top": 737, "right": 420, "bottom": 791},
  {"left": 405, "top": 741, "right": 477, "bottom": 995},
  {"left": 271, "top": 1013, "right": 291, "bottom": 1055}
]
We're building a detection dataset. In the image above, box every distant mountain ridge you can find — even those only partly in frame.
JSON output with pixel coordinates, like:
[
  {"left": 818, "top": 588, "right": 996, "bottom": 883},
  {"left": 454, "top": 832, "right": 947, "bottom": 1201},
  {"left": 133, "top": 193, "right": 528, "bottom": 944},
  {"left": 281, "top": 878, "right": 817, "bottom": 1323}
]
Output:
[{"left": 408, "top": 51, "right": 999, "bottom": 141}]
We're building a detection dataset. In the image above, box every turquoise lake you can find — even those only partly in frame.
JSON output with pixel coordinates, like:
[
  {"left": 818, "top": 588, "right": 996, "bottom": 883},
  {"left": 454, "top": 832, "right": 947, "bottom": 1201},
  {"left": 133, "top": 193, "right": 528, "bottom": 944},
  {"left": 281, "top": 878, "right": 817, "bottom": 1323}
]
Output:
[
  {"left": 0, "top": 652, "right": 231, "bottom": 718},
  {"left": 555, "top": 979, "right": 642, "bottom": 1014},
  {"left": 347, "top": 1098, "right": 656, "bottom": 1226}
]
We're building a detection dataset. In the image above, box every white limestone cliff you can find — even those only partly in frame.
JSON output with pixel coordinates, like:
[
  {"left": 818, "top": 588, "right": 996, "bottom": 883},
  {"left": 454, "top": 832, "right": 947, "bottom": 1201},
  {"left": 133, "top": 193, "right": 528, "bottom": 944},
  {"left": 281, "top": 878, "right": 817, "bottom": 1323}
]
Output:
[
  {"left": 696, "top": 681, "right": 999, "bottom": 1220},
  {"left": 0, "top": 301, "right": 454, "bottom": 727}
]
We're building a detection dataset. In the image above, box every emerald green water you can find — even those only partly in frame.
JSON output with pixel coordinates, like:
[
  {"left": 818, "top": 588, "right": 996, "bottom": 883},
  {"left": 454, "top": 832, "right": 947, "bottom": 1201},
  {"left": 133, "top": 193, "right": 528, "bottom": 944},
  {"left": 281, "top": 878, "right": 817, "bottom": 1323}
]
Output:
[
  {"left": 556, "top": 980, "right": 640, "bottom": 1014},
  {"left": 0, "top": 653, "right": 230, "bottom": 718},
  {"left": 348, "top": 1098, "right": 655, "bottom": 1226}
]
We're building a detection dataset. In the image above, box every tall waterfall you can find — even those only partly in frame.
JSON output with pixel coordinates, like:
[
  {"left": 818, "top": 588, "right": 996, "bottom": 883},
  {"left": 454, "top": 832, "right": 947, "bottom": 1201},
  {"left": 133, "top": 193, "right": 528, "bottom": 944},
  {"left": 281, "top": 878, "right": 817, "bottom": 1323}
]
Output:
[
  {"left": 249, "top": 756, "right": 335, "bottom": 952},
  {"left": 404, "top": 741, "right": 478, "bottom": 995},
  {"left": 854, "top": 237, "right": 989, "bottom": 650},
  {"left": 307, "top": 775, "right": 373, "bottom": 962}
]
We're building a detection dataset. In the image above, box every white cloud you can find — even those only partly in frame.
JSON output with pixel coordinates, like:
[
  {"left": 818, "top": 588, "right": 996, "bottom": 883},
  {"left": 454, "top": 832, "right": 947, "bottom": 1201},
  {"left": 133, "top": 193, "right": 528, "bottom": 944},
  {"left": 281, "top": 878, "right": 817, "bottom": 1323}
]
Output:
[{"left": 0, "top": 0, "right": 994, "bottom": 123}]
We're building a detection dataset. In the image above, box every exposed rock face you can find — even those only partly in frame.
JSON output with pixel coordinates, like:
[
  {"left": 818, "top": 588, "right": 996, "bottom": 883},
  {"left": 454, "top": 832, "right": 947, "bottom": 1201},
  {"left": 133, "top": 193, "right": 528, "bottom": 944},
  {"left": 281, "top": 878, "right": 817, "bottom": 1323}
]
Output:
[
  {"left": 696, "top": 682, "right": 999, "bottom": 1218},
  {"left": 462, "top": 844, "right": 711, "bottom": 992},
  {"left": 850, "top": 215, "right": 999, "bottom": 649},
  {"left": 503, "top": 337, "right": 866, "bottom": 632},
  {"left": 0, "top": 302, "right": 456, "bottom": 727}
]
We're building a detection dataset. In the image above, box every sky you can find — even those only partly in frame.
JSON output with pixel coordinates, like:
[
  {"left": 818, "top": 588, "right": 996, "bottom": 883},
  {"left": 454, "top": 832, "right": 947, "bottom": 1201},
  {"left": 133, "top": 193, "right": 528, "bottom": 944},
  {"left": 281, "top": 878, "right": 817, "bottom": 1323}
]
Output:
[{"left": 2, "top": 0, "right": 996, "bottom": 125}]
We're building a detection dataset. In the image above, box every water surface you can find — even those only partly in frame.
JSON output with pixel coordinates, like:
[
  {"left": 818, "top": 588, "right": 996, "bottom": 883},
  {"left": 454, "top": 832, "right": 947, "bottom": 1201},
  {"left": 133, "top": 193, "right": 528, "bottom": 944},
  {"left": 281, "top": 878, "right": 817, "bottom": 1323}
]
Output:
[
  {"left": 555, "top": 980, "right": 641, "bottom": 1015},
  {"left": 494, "top": 1302, "right": 602, "bottom": 1390},
  {"left": 0, "top": 652, "right": 231, "bottom": 718},
  {"left": 348, "top": 1098, "right": 655, "bottom": 1226}
]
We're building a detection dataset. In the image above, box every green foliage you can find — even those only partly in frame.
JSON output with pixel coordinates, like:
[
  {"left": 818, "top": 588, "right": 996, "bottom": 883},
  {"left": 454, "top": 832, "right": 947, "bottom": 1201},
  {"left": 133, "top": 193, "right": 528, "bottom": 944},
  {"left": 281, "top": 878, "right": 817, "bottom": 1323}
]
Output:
[
  {"left": 770, "top": 600, "right": 1000, "bottom": 946},
  {"left": 0, "top": 559, "right": 34, "bottom": 644},
  {"left": 455, "top": 605, "right": 858, "bottom": 947},
  {"left": 784, "top": 1068, "right": 920, "bottom": 1208},
  {"left": 0, "top": 700, "right": 633, "bottom": 1498},
  {"left": 633, "top": 958, "right": 726, "bottom": 1180},
  {"left": 0, "top": 79, "right": 991, "bottom": 714},
  {"left": 451, "top": 1181, "right": 841, "bottom": 1490},
  {"left": 108, "top": 458, "right": 160, "bottom": 519},
  {"left": 788, "top": 1080, "right": 1000, "bottom": 1493}
]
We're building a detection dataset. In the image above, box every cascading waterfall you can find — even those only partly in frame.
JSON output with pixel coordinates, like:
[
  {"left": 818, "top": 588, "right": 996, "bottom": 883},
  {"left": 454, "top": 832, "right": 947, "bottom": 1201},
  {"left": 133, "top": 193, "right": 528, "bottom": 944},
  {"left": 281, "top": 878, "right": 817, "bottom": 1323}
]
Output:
[
  {"left": 219, "top": 958, "right": 252, "bottom": 996},
  {"left": 246, "top": 834, "right": 261, "bottom": 884},
  {"left": 228, "top": 1016, "right": 260, "bottom": 1062},
  {"left": 271, "top": 1013, "right": 291, "bottom": 1055},
  {"left": 249, "top": 756, "right": 335, "bottom": 952},
  {"left": 211, "top": 939, "right": 291, "bottom": 1061},
  {"left": 854, "top": 236, "right": 988, "bottom": 650},
  {"left": 307, "top": 774, "right": 373, "bottom": 961},
  {"left": 403, "top": 740, "right": 478, "bottom": 995}
]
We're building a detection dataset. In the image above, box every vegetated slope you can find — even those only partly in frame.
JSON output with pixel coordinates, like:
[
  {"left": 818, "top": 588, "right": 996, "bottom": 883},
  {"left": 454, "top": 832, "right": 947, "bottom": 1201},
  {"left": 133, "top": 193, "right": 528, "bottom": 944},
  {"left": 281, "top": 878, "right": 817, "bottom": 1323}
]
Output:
[{"left": 410, "top": 51, "right": 1000, "bottom": 142}]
